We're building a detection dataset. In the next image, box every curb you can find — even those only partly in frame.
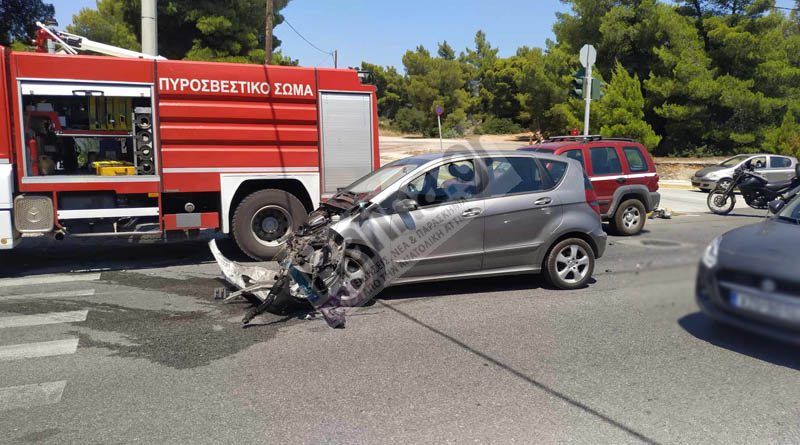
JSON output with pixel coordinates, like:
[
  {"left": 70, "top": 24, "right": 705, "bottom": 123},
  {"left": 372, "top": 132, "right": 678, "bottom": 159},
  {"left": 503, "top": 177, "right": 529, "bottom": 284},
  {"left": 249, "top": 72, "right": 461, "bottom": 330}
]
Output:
[{"left": 659, "top": 183, "right": 695, "bottom": 190}]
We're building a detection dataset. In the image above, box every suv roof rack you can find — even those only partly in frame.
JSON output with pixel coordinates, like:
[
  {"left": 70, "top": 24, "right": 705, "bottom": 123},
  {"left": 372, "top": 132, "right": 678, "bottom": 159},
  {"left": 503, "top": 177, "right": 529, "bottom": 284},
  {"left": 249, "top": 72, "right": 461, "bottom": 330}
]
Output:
[{"left": 544, "top": 135, "right": 638, "bottom": 143}]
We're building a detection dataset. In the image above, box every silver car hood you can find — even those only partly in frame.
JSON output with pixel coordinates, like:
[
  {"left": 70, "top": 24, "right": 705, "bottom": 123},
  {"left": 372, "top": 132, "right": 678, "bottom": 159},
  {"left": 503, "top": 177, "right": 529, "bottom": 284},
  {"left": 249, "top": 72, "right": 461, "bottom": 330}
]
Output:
[{"left": 695, "top": 166, "right": 726, "bottom": 177}]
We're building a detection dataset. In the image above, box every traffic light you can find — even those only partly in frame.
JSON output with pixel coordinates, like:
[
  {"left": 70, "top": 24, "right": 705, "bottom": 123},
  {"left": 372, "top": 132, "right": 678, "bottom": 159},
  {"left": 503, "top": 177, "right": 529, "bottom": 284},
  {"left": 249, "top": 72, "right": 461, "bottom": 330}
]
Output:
[
  {"left": 591, "top": 78, "right": 604, "bottom": 100},
  {"left": 570, "top": 68, "right": 586, "bottom": 99}
]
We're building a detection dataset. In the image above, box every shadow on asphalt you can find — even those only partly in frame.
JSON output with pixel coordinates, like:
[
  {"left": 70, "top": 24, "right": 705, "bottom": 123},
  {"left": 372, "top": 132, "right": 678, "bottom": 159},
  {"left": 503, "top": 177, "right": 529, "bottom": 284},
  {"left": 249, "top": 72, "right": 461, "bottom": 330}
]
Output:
[
  {"left": 0, "top": 234, "right": 249, "bottom": 278},
  {"left": 678, "top": 312, "right": 800, "bottom": 370},
  {"left": 379, "top": 274, "right": 596, "bottom": 301}
]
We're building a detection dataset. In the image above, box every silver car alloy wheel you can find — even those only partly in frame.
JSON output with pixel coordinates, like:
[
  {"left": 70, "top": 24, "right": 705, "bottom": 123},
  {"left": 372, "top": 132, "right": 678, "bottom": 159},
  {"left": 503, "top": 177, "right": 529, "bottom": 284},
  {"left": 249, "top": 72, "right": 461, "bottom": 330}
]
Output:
[
  {"left": 622, "top": 206, "right": 641, "bottom": 229},
  {"left": 343, "top": 256, "right": 367, "bottom": 292},
  {"left": 555, "top": 244, "right": 591, "bottom": 284}
]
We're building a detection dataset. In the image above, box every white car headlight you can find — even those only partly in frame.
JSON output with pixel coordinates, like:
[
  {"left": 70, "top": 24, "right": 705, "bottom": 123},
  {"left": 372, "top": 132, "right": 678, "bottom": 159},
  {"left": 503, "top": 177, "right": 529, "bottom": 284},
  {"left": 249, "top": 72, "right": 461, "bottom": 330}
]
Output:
[
  {"left": 701, "top": 236, "right": 722, "bottom": 269},
  {"left": 705, "top": 172, "right": 721, "bottom": 181}
]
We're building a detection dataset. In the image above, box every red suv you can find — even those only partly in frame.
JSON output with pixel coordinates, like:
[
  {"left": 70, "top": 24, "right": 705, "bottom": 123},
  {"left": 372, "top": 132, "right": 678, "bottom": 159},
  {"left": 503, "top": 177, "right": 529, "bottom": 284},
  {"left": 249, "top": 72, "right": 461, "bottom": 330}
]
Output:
[{"left": 520, "top": 136, "right": 660, "bottom": 235}]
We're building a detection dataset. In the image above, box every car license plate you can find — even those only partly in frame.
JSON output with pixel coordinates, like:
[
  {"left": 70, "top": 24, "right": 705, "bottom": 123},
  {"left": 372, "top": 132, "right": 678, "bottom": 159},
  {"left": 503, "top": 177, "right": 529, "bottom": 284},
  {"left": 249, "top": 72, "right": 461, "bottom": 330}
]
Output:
[{"left": 730, "top": 290, "right": 800, "bottom": 323}]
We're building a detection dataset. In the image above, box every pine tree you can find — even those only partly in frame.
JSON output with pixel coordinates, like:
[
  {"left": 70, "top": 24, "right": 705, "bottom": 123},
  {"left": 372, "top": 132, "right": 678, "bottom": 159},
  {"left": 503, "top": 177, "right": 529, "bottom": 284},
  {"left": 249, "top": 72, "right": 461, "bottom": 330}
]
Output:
[{"left": 597, "top": 62, "right": 661, "bottom": 149}]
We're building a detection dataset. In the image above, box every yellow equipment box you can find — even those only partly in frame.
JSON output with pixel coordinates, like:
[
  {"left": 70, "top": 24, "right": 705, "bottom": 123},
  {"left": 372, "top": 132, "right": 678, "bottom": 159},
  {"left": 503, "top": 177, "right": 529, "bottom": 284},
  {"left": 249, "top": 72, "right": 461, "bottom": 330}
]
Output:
[{"left": 92, "top": 161, "right": 136, "bottom": 176}]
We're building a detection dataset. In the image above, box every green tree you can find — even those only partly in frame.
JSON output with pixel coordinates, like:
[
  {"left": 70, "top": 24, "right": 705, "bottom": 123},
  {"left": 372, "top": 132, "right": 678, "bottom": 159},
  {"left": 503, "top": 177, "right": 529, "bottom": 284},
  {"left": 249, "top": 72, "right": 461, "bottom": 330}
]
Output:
[
  {"left": 596, "top": 62, "right": 661, "bottom": 149},
  {"left": 0, "top": 0, "right": 55, "bottom": 46},
  {"left": 437, "top": 40, "right": 455, "bottom": 60},
  {"left": 396, "top": 45, "right": 472, "bottom": 136},
  {"left": 764, "top": 109, "right": 800, "bottom": 157},
  {"left": 361, "top": 62, "right": 406, "bottom": 119},
  {"left": 68, "top": 0, "right": 140, "bottom": 51},
  {"left": 118, "top": 0, "right": 291, "bottom": 62}
]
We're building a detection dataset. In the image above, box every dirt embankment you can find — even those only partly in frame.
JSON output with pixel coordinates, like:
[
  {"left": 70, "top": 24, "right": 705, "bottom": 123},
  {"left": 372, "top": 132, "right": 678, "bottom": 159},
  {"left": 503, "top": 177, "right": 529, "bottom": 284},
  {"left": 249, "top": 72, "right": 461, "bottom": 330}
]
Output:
[
  {"left": 377, "top": 132, "right": 723, "bottom": 181},
  {"left": 653, "top": 157, "right": 723, "bottom": 181}
]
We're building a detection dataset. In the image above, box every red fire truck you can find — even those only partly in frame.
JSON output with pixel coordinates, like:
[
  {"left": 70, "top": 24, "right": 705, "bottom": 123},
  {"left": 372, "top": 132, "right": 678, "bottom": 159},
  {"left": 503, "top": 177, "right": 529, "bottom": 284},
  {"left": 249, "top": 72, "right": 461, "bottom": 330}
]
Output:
[{"left": 0, "top": 27, "right": 379, "bottom": 260}]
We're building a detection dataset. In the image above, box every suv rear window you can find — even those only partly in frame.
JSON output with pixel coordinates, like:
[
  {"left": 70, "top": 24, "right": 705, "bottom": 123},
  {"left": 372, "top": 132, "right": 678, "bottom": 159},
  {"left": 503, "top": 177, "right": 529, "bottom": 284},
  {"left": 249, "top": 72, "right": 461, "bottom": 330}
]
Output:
[
  {"left": 623, "top": 146, "right": 648, "bottom": 172},
  {"left": 590, "top": 147, "right": 622, "bottom": 175}
]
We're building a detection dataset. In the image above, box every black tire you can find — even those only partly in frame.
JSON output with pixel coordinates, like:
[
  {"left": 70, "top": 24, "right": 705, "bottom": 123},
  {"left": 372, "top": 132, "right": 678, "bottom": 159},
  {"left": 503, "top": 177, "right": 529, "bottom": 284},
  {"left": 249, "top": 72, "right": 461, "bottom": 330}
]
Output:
[
  {"left": 338, "top": 248, "right": 386, "bottom": 307},
  {"left": 612, "top": 199, "right": 646, "bottom": 236},
  {"left": 544, "top": 238, "right": 595, "bottom": 290},
  {"left": 707, "top": 190, "right": 736, "bottom": 215},
  {"left": 232, "top": 189, "right": 307, "bottom": 260}
]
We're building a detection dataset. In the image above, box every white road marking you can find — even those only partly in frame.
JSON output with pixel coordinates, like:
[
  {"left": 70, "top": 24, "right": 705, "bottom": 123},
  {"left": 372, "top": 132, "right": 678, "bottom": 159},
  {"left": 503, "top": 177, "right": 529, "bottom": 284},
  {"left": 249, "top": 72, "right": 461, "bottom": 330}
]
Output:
[
  {"left": 0, "top": 310, "right": 88, "bottom": 329},
  {"left": 0, "top": 380, "right": 67, "bottom": 411},
  {"left": 0, "top": 289, "right": 95, "bottom": 301},
  {"left": 0, "top": 339, "right": 79, "bottom": 361},
  {"left": 0, "top": 273, "right": 101, "bottom": 288}
]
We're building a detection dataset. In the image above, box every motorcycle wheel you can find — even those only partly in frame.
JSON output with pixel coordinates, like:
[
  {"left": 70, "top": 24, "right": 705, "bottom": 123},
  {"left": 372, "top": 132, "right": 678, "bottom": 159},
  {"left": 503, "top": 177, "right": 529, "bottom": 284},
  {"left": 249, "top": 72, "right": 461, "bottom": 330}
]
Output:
[{"left": 707, "top": 190, "right": 736, "bottom": 215}]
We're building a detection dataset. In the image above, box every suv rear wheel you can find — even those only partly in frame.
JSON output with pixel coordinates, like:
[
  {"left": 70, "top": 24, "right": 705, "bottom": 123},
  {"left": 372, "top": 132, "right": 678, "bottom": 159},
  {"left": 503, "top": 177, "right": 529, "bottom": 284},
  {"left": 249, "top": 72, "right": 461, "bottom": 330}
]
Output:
[
  {"left": 544, "top": 238, "right": 595, "bottom": 290},
  {"left": 612, "top": 199, "right": 646, "bottom": 236}
]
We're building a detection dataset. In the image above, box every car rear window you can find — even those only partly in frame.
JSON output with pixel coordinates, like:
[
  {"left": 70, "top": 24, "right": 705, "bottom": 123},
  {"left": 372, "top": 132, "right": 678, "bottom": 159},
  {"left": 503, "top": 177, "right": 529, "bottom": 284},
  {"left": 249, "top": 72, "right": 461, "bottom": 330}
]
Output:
[
  {"left": 541, "top": 159, "right": 568, "bottom": 186},
  {"left": 485, "top": 157, "right": 564, "bottom": 196},
  {"left": 623, "top": 146, "right": 648, "bottom": 172},
  {"left": 771, "top": 156, "right": 792, "bottom": 168},
  {"left": 590, "top": 147, "right": 622, "bottom": 175}
]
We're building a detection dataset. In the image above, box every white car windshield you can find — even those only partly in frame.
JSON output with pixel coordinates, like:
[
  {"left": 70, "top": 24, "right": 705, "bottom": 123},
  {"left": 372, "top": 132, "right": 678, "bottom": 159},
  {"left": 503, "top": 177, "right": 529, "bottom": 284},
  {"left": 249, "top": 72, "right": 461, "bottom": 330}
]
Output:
[{"left": 719, "top": 155, "right": 750, "bottom": 167}]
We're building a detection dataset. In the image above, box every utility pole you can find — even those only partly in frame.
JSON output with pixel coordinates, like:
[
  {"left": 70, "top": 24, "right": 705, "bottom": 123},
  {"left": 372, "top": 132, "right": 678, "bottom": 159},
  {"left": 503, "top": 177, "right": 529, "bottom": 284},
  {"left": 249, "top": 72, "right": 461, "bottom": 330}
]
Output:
[
  {"left": 333, "top": 50, "right": 338, "bottom": 68},
  {"left": 583, "top": 63, "right": 593, "bottom": 136},
  {"left": 265, "top": 0, "right": 274, "bottom": 64},
  {"left": 141, "top": 0, "right": 157, "bottom": 56}
]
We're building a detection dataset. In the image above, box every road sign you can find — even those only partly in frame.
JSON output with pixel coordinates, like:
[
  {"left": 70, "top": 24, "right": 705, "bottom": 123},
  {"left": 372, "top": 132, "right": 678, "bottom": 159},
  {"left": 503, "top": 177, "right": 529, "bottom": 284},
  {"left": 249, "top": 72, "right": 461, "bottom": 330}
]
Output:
[
  {"left": 435, "top": 105, "right": 443, "bottom": 116},
  {"left": 579, "top": 44, "right": 597, "bottom": 68}
]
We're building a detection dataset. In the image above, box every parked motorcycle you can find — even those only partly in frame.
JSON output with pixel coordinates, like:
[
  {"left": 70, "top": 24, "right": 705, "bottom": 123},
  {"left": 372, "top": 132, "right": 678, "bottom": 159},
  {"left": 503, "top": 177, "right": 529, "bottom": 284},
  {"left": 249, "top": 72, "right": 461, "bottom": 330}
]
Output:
[{"left": 707, "top": 161, "right": 800, "bottom": 215}]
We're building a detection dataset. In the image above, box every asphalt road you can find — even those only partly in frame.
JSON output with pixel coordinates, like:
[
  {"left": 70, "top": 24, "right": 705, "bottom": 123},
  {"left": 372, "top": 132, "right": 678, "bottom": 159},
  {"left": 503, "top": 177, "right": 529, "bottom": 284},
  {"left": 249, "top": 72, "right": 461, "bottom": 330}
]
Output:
[{"left": 1, "top": 190, "right": 798, "bottom": 444}]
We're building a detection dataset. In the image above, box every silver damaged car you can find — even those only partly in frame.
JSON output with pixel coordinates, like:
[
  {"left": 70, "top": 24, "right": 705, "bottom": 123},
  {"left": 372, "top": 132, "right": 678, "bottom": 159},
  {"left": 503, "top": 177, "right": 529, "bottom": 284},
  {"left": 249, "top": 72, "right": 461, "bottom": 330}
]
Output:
[{"left": 213, "top": 151, "right": 608, "bottom": 328}]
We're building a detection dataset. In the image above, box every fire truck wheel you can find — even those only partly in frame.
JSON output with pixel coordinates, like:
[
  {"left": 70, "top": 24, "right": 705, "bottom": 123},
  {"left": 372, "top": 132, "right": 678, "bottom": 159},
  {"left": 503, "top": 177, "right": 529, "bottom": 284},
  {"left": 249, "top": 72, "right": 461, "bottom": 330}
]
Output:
[{"left": 232, "top": 189, "right": 307, "bottom": 260}]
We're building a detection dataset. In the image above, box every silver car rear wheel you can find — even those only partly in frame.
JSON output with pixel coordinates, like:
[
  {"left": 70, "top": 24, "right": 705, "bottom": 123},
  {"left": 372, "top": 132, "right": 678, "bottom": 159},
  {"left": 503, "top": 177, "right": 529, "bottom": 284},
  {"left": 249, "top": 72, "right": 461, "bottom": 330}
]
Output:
[{"left": 544, "top": 238, "right": 595, "bottom": 290}]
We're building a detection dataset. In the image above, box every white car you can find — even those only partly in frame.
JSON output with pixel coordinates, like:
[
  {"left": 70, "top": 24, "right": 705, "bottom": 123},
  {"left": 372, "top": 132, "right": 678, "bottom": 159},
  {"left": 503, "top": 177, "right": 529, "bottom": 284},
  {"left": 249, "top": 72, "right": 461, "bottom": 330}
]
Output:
[{"left": 692, "top": 154, "right": 798, "bottom": 192}]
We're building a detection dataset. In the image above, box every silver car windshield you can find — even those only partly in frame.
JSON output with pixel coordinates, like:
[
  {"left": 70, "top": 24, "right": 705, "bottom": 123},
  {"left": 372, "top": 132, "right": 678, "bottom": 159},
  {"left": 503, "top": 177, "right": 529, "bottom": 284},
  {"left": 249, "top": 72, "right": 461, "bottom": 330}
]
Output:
[
  {"left": 344, "top": 158, "right": 427, "bottom": 200},
  {"left": 719, "top": 155, "right": 750, "bottom": 167}
]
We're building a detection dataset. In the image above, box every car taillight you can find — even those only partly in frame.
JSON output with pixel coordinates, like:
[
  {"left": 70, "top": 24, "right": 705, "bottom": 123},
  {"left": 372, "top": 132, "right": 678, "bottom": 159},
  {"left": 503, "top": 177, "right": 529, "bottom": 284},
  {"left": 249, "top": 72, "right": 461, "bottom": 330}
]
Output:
[{"left": 583, "top": 175, "right": 601, "bottom": 218}]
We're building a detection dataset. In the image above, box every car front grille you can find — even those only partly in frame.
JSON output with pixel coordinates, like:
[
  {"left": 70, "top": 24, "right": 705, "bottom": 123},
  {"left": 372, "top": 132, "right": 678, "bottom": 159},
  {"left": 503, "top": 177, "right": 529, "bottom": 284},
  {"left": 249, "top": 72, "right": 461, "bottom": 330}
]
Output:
[{"left": 717, "top": 269, "right": 800, "bottom": 298}]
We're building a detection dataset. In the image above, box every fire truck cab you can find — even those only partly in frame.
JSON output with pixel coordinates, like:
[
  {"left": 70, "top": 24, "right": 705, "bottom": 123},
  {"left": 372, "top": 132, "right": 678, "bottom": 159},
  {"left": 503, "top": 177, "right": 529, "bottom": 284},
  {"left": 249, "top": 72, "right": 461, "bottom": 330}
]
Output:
[{"left": 0, "top": 45, "right": 379, "bottom": 260}]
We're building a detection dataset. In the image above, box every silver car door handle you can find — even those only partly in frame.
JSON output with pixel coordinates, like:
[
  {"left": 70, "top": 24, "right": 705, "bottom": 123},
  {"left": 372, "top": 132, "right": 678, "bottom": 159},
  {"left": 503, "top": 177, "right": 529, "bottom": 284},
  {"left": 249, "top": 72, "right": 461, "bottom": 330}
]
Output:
[
  {"left": 534, "top": 197, "right": 552, "bottom": 206},
  {"left": 461, "top": 208, "right": 482, "bottom": 217}
]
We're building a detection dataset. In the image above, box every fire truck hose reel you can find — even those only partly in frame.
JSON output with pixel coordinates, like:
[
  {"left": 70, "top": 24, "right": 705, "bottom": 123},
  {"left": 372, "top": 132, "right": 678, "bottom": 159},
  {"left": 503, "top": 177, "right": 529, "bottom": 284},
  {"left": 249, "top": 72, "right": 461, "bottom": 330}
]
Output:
[
  {"left": 136, "top": 131, "right": 152, "bottom": 145},
  {"left": 135, "top": 114, "right": 151, "bottom": 129}
]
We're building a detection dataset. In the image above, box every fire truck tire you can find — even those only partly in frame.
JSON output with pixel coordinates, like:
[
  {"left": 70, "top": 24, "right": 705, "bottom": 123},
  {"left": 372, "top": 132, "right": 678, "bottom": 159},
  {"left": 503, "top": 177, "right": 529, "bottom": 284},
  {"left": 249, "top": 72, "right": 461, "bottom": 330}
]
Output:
[{"left": 232, "top": 189, "right": 307, "bottom": 261}]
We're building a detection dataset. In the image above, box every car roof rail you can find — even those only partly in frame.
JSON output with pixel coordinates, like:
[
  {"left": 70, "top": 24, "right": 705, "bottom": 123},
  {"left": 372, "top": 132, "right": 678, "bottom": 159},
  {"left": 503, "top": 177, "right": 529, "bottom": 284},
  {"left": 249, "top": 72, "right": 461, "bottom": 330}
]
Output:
[{"left": 544, "top": 135, "right": 639, "bottom": 143}]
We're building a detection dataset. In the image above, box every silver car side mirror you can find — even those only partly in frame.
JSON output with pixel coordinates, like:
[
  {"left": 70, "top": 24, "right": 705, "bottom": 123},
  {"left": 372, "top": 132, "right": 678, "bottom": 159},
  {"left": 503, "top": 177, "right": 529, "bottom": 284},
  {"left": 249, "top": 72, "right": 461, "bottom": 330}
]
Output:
[{"left": 393, "top": 198, "right": 418, "bottom": 213}]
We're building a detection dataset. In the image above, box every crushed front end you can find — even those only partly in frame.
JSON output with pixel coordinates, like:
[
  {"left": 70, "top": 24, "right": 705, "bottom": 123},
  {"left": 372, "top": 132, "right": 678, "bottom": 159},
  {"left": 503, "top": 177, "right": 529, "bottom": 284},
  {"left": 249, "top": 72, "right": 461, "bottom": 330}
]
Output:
[{"left": 212, "top": 194, "right": 370, "bottom": 329}]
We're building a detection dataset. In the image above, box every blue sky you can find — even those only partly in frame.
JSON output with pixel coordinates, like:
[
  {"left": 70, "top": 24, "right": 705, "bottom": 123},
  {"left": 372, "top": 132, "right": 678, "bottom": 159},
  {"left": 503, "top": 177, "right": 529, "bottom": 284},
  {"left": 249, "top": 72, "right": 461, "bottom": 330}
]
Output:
[{"left": 52, "top": 0, "right": 796, "bottom": 69}]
